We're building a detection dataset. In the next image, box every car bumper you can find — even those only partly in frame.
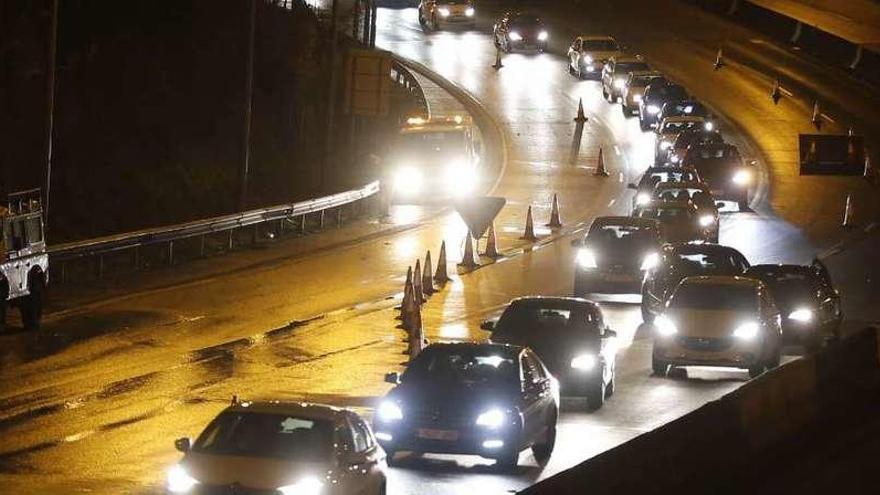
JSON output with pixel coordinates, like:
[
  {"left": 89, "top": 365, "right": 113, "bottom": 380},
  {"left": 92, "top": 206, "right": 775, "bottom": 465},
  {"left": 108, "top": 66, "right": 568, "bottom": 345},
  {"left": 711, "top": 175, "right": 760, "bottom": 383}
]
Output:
[
  {"left": 654, "top": 336, "right": 764, "bottom": 368},
  {"left": 555, "top": 368, "right": 604, "bottom": 396},
  {"left": 574, "top": 269, "right": 642, "bottom": 295},
  {"left": 438, "top": 15, "right": 475, "bottom": 23},
  {"left": 509, "top": 40, "right": 547, "bottom": 51},
  {"left": 374, "top": 423, "right": 520, "bottom": 457}
]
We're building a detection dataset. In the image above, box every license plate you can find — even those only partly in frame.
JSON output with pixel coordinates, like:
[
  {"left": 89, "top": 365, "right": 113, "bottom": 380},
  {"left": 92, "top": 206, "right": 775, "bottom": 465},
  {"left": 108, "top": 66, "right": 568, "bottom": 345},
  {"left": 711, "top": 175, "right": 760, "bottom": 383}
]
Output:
[{"left": 417, "top": 428, "right": 459, "bottom": 441}]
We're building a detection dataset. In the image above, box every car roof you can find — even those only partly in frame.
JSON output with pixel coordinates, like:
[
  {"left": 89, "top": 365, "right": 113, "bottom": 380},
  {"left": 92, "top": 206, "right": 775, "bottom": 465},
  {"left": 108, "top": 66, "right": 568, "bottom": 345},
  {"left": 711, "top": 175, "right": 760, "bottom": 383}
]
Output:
[
  {"left": 425, "top": 341, "right": 524, "bottom": 357},
  {"left": 664, "top": 242, "right": 742, "bottom": 255},
  {"left": 680, "top": 275, "right": 762, "bottom": 288},
  {"left": 510, "top": 296, "right": 600, "bottom": 309},
  {"left": 225, "top": 401, "right": 351, "bottom": 421},
  {"left": 646, "top": 200, "right": 696, "bottom": 209},
  {"left": 590, "top": 216, "right": 659, "bottom": 228}
]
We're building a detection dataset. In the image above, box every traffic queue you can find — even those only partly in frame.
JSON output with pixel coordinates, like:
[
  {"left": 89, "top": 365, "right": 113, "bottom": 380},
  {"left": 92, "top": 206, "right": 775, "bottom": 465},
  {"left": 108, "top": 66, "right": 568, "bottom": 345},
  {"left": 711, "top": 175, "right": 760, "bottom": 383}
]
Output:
[{"left": 163, "top": 20, "right": 843, "bottom": 495}]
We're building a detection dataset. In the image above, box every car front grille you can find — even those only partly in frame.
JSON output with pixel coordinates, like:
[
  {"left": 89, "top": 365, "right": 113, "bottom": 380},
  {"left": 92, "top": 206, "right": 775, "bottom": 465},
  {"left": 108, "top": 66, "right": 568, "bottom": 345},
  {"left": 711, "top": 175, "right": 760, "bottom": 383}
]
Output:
[
  {"left": 677, "top": 336, "right": 732, "bottom": 352},
  {"left": 409, "top": 406, "right": 472, "bottom": 428}
]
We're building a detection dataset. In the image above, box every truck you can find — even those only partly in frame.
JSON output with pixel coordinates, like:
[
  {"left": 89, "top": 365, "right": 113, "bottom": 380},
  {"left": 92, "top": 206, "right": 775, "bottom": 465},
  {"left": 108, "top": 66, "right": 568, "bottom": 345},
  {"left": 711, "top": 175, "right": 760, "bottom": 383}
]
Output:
[{"left": 1, "top": 189, "right": 49, "bottom": 332}]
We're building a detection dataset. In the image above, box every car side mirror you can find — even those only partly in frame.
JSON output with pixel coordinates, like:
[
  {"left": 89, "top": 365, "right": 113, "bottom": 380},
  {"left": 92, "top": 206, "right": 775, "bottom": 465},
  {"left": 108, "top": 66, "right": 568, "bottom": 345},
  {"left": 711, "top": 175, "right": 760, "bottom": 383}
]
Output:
[
  {"left": 627, "top": 183, "right": 638, "bottom": 190},
  {"left": 480, "top": 320, "right": 496, "bottom": 332},
  {"left": 384, "top": 372, "right": 400, "bottom": 385},
  {"left": 174, "top": 437, "right": 191, "bottom": 453},
  {"left": 604, "top": 329, "right": 618, "bottom": 338}
]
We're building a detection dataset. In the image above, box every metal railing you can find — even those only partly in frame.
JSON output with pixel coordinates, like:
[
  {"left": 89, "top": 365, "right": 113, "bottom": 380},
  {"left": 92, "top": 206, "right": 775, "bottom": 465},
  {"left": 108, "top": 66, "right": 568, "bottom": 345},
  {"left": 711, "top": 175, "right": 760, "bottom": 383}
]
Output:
[
  {"left": 391, "top": 58, "right": 429, "bottom": 118},
  {"left": 49, "top": 181, "right": 380, "bottom": 282}
]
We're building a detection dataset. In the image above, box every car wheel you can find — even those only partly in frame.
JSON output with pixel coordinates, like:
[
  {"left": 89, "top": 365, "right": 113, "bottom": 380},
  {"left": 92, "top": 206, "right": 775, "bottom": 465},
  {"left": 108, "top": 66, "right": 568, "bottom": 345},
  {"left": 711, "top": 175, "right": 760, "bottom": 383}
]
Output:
[
  {"left": 531, "top": 417, "right": 556, "bottom": 465},
  {"left": 568, "top": 62, "right": 575, "bottom": 75},
  {"left": 652, "top": 355, "right": 668, "bottom": 377},
  {"left": 418, "top": 10, "right": 426, "bottom": 26},
  {"left": 494, "top": 450, "right": 519, "bottom": 471},
  {"left": 602, "top": 86, "right": 609, "bottom": 100},
  {"left": 639, "top": 119, "right": 650, "bottom": 132},
  {"left": 586, "top": 380, "right": 605, "bottom": 411},
  {"left": 767, "top": 346, "right": 782, "bottom": 369},
  {"left": 21, "top": 275, "right": 45, "bottom": 331},
  {"left": 377, "top": 481, "right": 387, "bottom": 495}
]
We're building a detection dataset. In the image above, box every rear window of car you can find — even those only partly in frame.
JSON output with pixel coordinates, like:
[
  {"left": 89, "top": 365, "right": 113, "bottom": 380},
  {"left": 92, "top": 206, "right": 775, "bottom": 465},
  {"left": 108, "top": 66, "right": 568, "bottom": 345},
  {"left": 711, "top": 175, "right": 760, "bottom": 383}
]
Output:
[
  {"left": 511, "top": 16, "right": 541, "bottom": 26},
  {"left": 674, "top": 252, "right": 743, "bottom": 272},
  {"left": 670, "top": 283, "right": 757, "bottom": 312},
  {"left": 639, "top": 207, "right": 693, "bottom": 220},
  {"left": 193, "top": 412, "right": 334, "bottom": 461},
  {"left": 496, "top": 303, "right": 600, "bottom": 336},
  {"left": 644, "top": 170, "right": 699, "bottom": 184},
  {"left": 583, "top": 40, "right": 619, "bottom": 51},
  {"left": 616, "top": 62, "right": 650, "bottom": 73},
  {"left": 588, "top": 224, "right": 656, "bottom": 243},
  {"left": 404, "top": 347, "right": 519, "bottom": 386},
  {"left": 662, "top": 121, "right": 701, "bottom": 133}
]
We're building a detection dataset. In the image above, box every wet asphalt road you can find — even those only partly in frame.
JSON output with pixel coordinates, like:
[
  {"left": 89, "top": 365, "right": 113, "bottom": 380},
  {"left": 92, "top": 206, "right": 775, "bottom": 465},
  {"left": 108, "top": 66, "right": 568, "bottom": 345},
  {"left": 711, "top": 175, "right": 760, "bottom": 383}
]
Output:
[{"left": 0, "top": 2, "right": 874, "bottom": 494}]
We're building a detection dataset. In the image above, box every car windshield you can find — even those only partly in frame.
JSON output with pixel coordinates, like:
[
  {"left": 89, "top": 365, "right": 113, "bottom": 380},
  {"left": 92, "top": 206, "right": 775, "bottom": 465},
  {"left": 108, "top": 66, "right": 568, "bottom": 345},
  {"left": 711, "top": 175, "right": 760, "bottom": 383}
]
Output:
[
  {"left": 643, "top": 170, "right": 698, "bottom": 185},
  {"left": 671, "top": 283, "right": 757, "bottom": 312},
  {"left": 751, "top": 269, "right": 813, "bottom": 290},
  {"left": 403, "top": 347, "right": 518, "bottom": 387},
  {"left": 668, "top": 103, "right": 704, "bottom": 115},
  {"left": 398, "top": 131, "right": 466, "bottom": 155},
  {"left": 662, "top": 121, "right": 701, "bottom": 133},
  {"left": 631, "top": 75, "right": 659, "bottom": 87},
  {"left": 192, "top": 412, "right": 334, "bottom": 461},
  {"left": 583, "top": 39, "right": 619, "bottom": 51},
  {"left": 616, "top": 62, "right": 649, "bottom": 73},
  {"left": 588, "top": 224, "right": 656, "bottom": 247},
  {"left": 650, "top": 85, "right": 687, "bottom": 101},
  {"left": 673, "top": 251, "right": 744, "bottom": 273},
  {"left": 640, "top": 207, "right": 693, "bottom": 220},
  {"left": 656, "top": 188, "right": 704, "bottom": 201},
  {"left": 496, "top": 303, "right": 600, "bottom": 338},
  {"left": 511, "top": 16, "right": 541, "bottom": 27}
]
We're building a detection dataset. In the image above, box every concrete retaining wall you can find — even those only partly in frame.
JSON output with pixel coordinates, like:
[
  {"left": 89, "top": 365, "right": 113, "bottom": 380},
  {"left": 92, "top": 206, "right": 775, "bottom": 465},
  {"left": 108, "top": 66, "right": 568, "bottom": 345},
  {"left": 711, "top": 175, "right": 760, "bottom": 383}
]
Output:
[{"left": 521, "top": 327, "right": 880, "bottom": 495}]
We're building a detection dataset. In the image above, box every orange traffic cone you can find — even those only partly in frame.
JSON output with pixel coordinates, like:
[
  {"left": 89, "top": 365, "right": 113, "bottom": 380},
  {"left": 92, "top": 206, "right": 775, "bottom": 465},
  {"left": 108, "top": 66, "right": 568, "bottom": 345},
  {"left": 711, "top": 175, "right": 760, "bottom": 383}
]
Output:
[
  {"left": 413, "top": 259, "right": 425, "bottom": 304},
  {"left": 422, "top": 251, "right": 435, "bottom": 296},
  {"left": 396, "top": 266, "right": 414, "bottom": 316},
  {"left": 713, "top": 47, "right": 725, "bottom": 70},
  {"left": 574, "top": 98, "right": 588, "bottom": 124},
  {"left": 594, "top": 147, "right": 609, "bottom": 176},
  {"left": 458, "top": 230, "right": 479, "bottom": 269},
  {"left": 483, "top": 222, "right": 501, "bottom": 258},
  {"left": 811, "top": 101, "right": 822, "bottom": 131},
  {"left": 408, "top": 300, "right": 424, "bottom": 361},
  {"left": 399, "top": 280, "right": 416, "bottom": 330},
  {"left": 435, "top": 240, "right": 451, "bottom": 284},
  {"left": 546, "top": 193, "right": 562, "bottom": 228},
  {"left": 771, "top": 77, "right": 782, "bottom": 105},
  {"left": 521, "top": 206, "right": 538, "bottom": 241}
]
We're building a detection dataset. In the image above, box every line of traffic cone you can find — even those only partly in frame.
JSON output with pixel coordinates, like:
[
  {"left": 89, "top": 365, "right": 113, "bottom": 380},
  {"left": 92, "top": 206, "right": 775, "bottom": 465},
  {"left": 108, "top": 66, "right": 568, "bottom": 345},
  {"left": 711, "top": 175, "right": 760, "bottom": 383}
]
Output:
[
  {"left": 546, "top": 194, "right": 562, "bottom": 229},
  {"left": 482, "top": 222, "right": 501, "bottom": 259},
  {"left": 594, "top": 147, "right": 609, "bottom": 176}
]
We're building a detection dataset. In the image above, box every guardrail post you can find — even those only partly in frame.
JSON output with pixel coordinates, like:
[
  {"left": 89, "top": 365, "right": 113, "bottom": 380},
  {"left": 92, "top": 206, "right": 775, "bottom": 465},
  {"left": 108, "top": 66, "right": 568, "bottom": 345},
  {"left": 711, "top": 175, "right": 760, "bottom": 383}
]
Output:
[
  {"left": 336, "top": 207, "right": 343, "bottom": 227},
  {"left": 199, "top": 235, "right": 207, "bottom": 258},
  {"left": 133, "top": 246, "right": 140, "bottom": 270},
  {"left": 300, "top": 215, "right": 307, "bottom": 233},
  {"left": 790, "top": 21, "right": 803, "bottom": 44},
  {"left": 97, "top": 255, "right": 104, "bottom": 279},
  {"left": 251, "top": 224, "right": 259, "bottom": 246},
  {"left": 168, "top": 240, "right": 175, "bottom": 266},
  {"left": 319, "top": 210, "right": 325, "bottom": 230},
  {"left": 59, "top": 261, "right": 66, "bottom": 284},
  {"left": 228, "top": 229, "right": 235, "bottom": 251}
]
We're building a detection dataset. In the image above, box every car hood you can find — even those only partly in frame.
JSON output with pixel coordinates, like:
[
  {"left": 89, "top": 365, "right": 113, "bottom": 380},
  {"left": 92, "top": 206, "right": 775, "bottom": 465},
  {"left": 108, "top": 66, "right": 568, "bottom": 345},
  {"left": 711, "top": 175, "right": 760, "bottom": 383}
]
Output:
[
  {"left": 181, "top": 453, "right": 331, "bottom": 490},
  {"left": 389, "top": 380, "right": 518, "bottom": 414},
  {"left": 666, "top": 309, "right": 754, "bottom": 338},
  {"left": 494, "top": 333, "right": 598, "bottom": 374},
  {"left": 769, "top": 287, "right": 814, "bottom": 313},
  {"left": 583, "top": 50, "right": 619, "bottom": 61}
]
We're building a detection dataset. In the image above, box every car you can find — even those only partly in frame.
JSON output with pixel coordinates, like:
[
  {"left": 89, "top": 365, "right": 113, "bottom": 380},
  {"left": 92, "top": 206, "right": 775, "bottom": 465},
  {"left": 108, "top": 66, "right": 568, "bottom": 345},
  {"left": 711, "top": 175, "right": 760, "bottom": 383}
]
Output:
[
  {"left": 633, "top": 200, "right": 713, "bottom": 244},
  {"left": 667, "top": 128, "right": 724, "bottom": 165},
  {"left": 418, "top": 0, "right": 476, "bottom": 30},
  {"left": 566, "top": 35, "right": 623, "bottom": 79},
  {"left": 482, "top": 297, "right": 618, "bottom": 410},
  {"left": 628, "top": 166, "right": 702, "bottom": 210},
  {"left": 168, "top": 400, "right": 387, "bottom": 495},
  {"left": 572, "top": 216, "right": 663, "bottom": 296},
  {"left": 1, "top": 189, "right": 48, "bottom": 333},
  {"left": 651, "top": 275, "right": 783, "bottom": 378},
  {"left": 648, "top": 181, "right": 720, "bottom": 242},
  {"left": 641, "top": 243, "right": 750, "bottom": 323},
  {"left": 654, "top": 116, "right": 706, "bottom": 163},
  {"left": 621, "top": 71, "right": 664, "bottom": 116},
  {"left": 656, "top": 100, "right": 710, "bottom": 124},
  {"left": 601, "top": 55, "right": 651, "bottom": 103},
  {"left": 745, "top": 262, "right": 842, "bottom": 351},
  {"left": 639, "top": 80, "right": 688, "bottom": 131},
  {"left": 493, "top": 12, "right": 549, "bottom": 52},
  {"left": 386, "top": 115, "right": 480, "bottom": 204},
  {"left": 374, "top": 342, "right": 559, "bottom": 469},
  {"left": 681, "top": 141, "right": 753, "bottom": 209}
]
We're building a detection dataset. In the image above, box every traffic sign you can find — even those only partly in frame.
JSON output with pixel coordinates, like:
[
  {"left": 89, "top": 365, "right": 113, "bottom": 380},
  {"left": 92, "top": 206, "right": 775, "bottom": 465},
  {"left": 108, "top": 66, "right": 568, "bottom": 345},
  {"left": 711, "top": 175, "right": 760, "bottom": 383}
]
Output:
[
  {"left": 799, "top": 134, "right": 865, "bottom": 176},
  {"left": 454, "top": 196, "right": 506, "bottom": 238}
]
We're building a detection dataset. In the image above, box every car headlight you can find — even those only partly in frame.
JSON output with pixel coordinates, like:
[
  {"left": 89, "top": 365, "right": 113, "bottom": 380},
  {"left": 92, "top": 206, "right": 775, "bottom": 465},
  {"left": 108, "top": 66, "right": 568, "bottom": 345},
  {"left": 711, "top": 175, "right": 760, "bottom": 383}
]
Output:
[
  {"left": 394, "top": 166, "right": 423, "bottom": 192},
  {"left": 732, "top": 169, "right": 751, "bottom": 186},
  {"left": 788, "top": 308, "right": 814, "bottom": 322},
  {"left": 633, "top": 93, "right": 643, "bottom": 103},
  {"left": 704, "top": 121, "right": 715, "bottom": 131},
  {"left": 278, "top": 476, "right": 323, "bottom": 495},
  {"left": 576, "top": 248, "right": 597, "bottom": 268},
  {"left": 640, "top": 252, "right": 659, "bottom": 270},
  {"left": 465, "top": 7, "right": 475, "bottom": 16},
  {"left": 669, "top": 155, "right": 680, "bottom": 164},
  {"left": 537, "top": 31, "right": 549, "bottom": 41},
  {"left": 699, "top": 214, "right": 715, "bottom": 227},
  {"left": 571, "top": 354, "right": 597, "bottom": 370},
  {"left": 475, "top": 408, "right": 506, "bottom": 428},
  {"left": 167, "top": 465, "right": 199, "bottom": 494},
  {"left": 613, "top": 78, "right": 626, "bottom": 89},
  {"left": 647, "top": 104, "right": 660, "bottom": 115},
  {"left": 438, "top": 8, "right": 450, "bottom": 17},
  {"left": 508, "top": 31, "right": 522, "bottom": 41},
  {"left": 659, "top": 141, "right": 672, "bottom": 151},
  {"left": 584, "top": 55, "right": 593, "bottom": 64},
  {"left": 377, "top": 401, "right": 403, "bottom": 422},
  {"left": 636, "top": 192, "right": 652, "bottom": 206},
  {"left": 655, "top": 315, "right": 678, "bottom": 336},
  {"left": 733, "top": 321, "right": 759, "bottom": 340}
]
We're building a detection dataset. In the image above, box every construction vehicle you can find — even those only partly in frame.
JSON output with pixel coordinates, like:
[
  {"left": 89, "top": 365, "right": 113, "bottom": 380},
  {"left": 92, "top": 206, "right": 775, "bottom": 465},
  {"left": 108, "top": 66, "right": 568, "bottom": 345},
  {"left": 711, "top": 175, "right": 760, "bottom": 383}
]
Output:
[{"left": 1, "top": 189, "right": 48, "bottom": 332}]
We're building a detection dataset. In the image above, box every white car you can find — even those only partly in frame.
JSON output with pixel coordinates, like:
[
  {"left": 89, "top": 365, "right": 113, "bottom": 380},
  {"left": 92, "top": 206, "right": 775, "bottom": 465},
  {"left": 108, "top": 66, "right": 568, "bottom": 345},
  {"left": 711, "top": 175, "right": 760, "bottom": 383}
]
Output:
[
  {"left": 1, "top": 189, "right": 49, "bottom": 333},
  {"left": 654, "top": 115, "right": 706, "bottom": 163},
  {"left": 566, "top": 35, "right": 623, "bottom": 79},
  {"left": 167, "top": 400, "right": 388, "bottom": 495},
  {"left": 652, "top": 275, "right": 783, "bottom": 379}
]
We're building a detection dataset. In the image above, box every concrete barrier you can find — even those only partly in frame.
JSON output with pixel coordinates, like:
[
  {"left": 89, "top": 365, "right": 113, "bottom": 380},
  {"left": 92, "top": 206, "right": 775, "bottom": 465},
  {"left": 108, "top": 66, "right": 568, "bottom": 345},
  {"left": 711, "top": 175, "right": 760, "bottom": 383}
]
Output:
[{"left": 521, "top": 327, "right": 880, "bottom": 495}]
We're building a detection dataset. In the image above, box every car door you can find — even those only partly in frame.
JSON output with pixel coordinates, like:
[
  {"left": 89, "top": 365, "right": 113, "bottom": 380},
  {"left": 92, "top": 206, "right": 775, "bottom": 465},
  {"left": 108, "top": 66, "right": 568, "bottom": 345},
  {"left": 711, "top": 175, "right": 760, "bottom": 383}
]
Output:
[
  {"left": 346, "top": 417, "right": 384, "bottom": 494},
  {"left": 521, "top": 351, "right": 553, "bottom": 443}
]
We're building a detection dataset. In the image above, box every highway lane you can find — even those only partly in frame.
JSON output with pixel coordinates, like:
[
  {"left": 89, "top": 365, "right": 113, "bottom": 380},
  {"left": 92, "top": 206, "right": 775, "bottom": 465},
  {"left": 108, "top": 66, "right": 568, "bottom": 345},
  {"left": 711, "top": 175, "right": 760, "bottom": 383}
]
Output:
[{"left": 0, "top": 4, "right": 847, "bottom": 495}]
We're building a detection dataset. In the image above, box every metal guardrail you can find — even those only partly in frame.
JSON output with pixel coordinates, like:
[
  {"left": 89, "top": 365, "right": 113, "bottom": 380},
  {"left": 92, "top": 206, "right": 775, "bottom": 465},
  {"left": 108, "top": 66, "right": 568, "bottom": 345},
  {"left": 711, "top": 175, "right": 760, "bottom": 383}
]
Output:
[
  {"left": 49, "top": 181, "right": 380, "bottom": 281},
  {"left": 391, "top": 59, "right": 429, "bottom": 119}
]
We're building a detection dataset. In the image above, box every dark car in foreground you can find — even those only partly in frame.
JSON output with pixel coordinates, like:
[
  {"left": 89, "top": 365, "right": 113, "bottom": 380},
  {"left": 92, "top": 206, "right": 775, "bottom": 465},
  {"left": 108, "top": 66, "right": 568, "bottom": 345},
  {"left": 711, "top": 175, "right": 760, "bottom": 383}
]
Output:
[
  {"left": 493, "top": 12, "right": 548, "bottom": 52},
  {"left": 483, "top": 297, "right": 618, "bottom": 410},
  {"left": 641, "top": 243, "right": 750, "bottom": 322},
  {"left": 681, "top": 142, "right": 753, "bottom": 209},
  {"left": 374, "top": 342, "right": 559, "bottom": 470},
  {"left": 745, "top": 262, "right": 842, "bottom": 351},
  {"left": 572, "top": 216, "right": 662, "bottom": 295}
]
